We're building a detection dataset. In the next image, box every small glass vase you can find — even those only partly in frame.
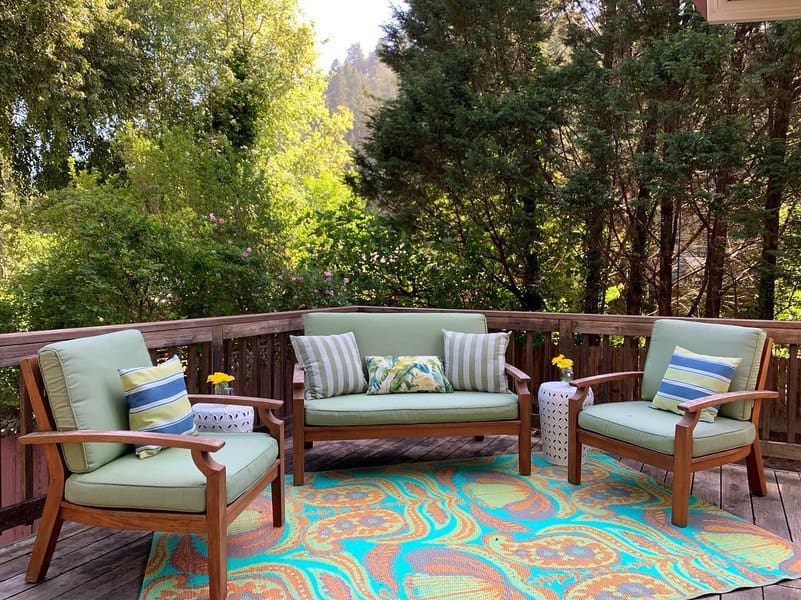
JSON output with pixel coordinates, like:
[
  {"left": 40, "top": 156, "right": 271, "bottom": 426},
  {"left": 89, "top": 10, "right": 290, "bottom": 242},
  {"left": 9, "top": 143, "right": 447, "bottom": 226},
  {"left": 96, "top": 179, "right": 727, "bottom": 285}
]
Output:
[
  {"left": 214, "top": 383, "right": 233, "bottom": 395},
  {"left": 560, "top": 367, "right": 574, "bottom": 384}
]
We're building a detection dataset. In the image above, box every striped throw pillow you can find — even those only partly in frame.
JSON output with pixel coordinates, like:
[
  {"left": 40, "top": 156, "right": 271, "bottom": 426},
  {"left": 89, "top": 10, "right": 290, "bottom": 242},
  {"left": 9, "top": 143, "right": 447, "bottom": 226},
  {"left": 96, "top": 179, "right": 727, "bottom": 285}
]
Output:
[
  {"left": 443, "top": 330, "right": 510, "bottom": 393},
  {"left": 290, "top": 332, "right": 367, "bottom": 400},
  {"left": 651, "top": 346, "right": 742, "bottom": 422},
  {"left": 119, "top": 355, "right": 197, "bottom": 458}
]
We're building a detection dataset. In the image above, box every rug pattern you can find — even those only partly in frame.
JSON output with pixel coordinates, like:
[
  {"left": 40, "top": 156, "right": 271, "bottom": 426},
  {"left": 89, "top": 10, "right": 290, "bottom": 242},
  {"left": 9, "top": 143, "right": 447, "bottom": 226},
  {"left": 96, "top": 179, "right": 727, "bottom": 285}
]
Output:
[{"left": 141, "top": 453, "right": 801, "bottom": 599}]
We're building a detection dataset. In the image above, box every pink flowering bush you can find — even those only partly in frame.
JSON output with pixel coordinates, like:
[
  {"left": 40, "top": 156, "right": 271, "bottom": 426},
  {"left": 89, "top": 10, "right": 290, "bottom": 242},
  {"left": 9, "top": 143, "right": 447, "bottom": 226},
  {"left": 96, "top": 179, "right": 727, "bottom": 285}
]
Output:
[{"left": 271, "top": 268, "right": 353, "bottom": 310}]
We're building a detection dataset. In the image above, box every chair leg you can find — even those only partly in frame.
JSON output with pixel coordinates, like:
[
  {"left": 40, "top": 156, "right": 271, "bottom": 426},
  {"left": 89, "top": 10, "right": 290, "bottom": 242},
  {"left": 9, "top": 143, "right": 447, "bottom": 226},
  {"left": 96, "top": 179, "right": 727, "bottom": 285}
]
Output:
[
  {"left": 519, "top": 402, "right": 532, "bottom": 475},
  {"left": 207, "top": 512, "right": 227, "bottom": 600},
  {"left": 519, "top": 430, "right": 531, "bottom": 477},
  {"left": 293, "top": 421, "right": 305, "bottom": 486},
  {"left": 746, "top": 439, "right": 768, "bottom": 496},
  {"left": 671, "top": 469, "right": 691, "bottom": 527},
  {"left": 25, "top": 495, "right": 64, "bottom": 583},
  {"left": 271, "top": 467, "right": 285, "bottom": 527},
  {"left": 567, "top": 438, "right": 582, "bottom": 485},
  {"left": 671, "top": 454, "right": 692, "bottom": 527},
  {"left": 292, "top": 409, "right": 306, "bottom": 486}
]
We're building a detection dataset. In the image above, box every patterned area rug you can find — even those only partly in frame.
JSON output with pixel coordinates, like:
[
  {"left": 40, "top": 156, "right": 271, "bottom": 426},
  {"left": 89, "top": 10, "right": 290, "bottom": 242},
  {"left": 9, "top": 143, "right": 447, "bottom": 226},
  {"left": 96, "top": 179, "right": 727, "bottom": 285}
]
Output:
[{"left": 140, "top": 453, "right": 801, "bottom": 599}]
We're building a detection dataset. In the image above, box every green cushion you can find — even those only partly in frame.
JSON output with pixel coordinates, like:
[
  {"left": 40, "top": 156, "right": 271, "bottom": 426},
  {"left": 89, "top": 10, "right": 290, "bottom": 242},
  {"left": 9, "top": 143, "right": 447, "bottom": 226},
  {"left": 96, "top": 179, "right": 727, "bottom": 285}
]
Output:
[
  {"left": 641, "top": 320, "right": 767, "bottom": 420},
  {"left": 304, "top": 312, "right": 487, "bottom": 360},
  {"left": 578, "top": 401, "right": 755, "bottom": 457},
  {"left": 64, "top": 432, "right": 278, "bottom": 513},
  {"left": 304, "top": 391, "right": 518, "bottom": 426},
  {"left": 38, "top": 329, "right": 153, "bottom": 474}
]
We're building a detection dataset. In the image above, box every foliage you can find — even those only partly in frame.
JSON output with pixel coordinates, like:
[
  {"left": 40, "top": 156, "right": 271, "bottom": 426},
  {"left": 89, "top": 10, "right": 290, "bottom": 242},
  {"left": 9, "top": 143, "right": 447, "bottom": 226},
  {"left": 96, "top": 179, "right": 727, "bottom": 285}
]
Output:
[
  {"left": 354, "top": 0, "right": 568, "bottom": 311},
  {"left": 1, "top": 0, "right": 801, "bottom": 350},
  {"left": 326, "top": 44, "right": 398, "bottom": 148},
  {"left": 1, "top": 0, "right": 360, "bottom": 331}
]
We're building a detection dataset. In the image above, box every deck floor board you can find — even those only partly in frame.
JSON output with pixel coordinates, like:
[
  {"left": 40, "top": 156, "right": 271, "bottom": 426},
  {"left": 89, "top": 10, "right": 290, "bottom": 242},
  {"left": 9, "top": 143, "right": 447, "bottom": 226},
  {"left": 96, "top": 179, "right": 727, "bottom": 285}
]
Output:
[{"left": 1, "top": 433, "right": 799, "bottom": 599}]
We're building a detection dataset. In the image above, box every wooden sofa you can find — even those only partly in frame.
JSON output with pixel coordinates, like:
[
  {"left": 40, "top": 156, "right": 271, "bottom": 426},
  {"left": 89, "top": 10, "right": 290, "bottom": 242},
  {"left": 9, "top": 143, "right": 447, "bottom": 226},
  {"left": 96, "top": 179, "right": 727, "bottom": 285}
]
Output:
[{"left": 292, "top": 312, "right": 532, "bottom": 485}]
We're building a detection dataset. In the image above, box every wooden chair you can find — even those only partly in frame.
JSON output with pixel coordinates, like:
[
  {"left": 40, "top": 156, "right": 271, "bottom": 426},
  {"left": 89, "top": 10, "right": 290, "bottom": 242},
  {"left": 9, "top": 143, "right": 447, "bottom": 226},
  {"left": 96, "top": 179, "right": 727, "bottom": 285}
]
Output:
[
  {"left": 567, "top": 319, "right": 777, "bottom": 527},
  {"left": 18, "top": 329, "right": 285, "bottom": 600}
]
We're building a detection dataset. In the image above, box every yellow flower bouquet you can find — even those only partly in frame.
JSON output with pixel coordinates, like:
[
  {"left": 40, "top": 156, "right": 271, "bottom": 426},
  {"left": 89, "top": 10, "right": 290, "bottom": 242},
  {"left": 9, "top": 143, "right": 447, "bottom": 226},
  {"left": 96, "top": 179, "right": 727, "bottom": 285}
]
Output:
[
  {"left": 207, "top": 371, "right": 235, "bottom": 395},
  {"left": 551, "top": 354, "right": 574, "bottom": 383}
]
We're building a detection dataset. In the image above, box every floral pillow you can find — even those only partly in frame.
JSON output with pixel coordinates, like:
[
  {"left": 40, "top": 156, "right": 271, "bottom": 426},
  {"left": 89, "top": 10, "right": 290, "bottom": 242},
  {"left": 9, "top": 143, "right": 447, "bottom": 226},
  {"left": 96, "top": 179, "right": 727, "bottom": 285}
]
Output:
[{"left": 365, "top": 356, "right": 454, "bottom": 395}]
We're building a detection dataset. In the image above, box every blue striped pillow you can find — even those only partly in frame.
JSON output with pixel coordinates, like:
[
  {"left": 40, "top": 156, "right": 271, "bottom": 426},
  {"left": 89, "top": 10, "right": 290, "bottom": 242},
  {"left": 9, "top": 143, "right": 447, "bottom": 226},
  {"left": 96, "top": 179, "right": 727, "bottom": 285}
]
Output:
[
  {"left": 119, "top": 355, "right": 197, "bottom": 458},
  {"left": 651, "top": 346, "right": 741, "bottom": 422}
]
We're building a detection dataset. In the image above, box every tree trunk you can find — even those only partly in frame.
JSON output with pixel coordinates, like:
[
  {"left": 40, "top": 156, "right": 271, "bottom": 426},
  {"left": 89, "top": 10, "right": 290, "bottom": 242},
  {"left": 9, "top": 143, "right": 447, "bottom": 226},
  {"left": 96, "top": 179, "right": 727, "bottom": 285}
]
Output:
[
  {"left": 624, "top": 118, "right": 657, "bottom": 315},
  {"left": 757, "top": 85, "right": 793, "bottom": 320},
  {"left": 581, "top": 213, "right": 607, "bottom": 314},
  {"left": 704, "top": 173, "right": 731, "bottom": 318},
  {"left": 656, "top": 193, "right": 675, "bottom": 316}
]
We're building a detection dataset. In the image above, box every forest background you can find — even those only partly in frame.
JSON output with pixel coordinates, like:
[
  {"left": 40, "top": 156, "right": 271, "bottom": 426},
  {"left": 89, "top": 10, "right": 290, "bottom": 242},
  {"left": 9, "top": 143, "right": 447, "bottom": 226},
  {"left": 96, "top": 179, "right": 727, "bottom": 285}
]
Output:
[{"left": 1, "top": 0, "right": 800, "bottom": 338}]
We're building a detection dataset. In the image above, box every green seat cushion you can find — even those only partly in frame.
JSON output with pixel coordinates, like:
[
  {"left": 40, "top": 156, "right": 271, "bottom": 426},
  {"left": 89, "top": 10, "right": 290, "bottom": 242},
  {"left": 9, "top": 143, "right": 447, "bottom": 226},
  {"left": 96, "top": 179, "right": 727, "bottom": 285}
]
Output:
[
  {"left": 304, "top": 312, "right": 487, "bottom": 359},
  {"left": 578, "top": 401, "right": 755, "bottom": 457},
  {"left": 304, "top": 391, "right": 518, "bottom": 426},
  {"left": 38, "top": 329, "right": 153, "bottom": 473},
  {"left": 642, "top": 319, "right": 766, "bottom": 421},
  {"left": 64, "top": 432, "right": 278, "bottom": 513}
]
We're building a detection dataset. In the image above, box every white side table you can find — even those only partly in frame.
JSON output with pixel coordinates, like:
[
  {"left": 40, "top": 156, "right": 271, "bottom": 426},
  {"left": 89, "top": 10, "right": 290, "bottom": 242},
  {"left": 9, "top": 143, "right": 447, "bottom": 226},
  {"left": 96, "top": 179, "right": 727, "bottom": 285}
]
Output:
[
  {"left": 537, "top": 381, "right": 594, "bottom": 466},
  {"left": 193, "top": 403, "right": 254, "bottom": 433}
]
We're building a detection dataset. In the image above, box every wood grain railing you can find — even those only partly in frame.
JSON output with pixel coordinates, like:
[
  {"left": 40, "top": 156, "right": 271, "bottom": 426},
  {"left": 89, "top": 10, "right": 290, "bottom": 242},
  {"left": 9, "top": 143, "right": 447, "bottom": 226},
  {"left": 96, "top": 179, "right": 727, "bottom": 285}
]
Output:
[{"left": 1, "top": 306, "right": 800, "bottom": 541}]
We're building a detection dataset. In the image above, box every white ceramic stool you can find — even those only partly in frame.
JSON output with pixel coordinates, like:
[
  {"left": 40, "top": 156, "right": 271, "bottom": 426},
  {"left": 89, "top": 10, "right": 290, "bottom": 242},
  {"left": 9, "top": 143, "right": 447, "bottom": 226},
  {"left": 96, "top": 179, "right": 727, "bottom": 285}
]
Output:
[
  {"left": 193, "top": 403, "right": 255, "bottom": 433},
  {"left": 537, "top": 381, "right": 594, "bottom": 466}
]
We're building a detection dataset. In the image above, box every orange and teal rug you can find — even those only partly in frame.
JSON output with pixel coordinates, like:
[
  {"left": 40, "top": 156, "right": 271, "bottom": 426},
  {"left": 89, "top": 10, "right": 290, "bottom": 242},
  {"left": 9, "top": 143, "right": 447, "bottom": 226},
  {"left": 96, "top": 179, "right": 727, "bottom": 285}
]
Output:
[{"left": 141, "top": 453, "right": 801, "bottom": 599}]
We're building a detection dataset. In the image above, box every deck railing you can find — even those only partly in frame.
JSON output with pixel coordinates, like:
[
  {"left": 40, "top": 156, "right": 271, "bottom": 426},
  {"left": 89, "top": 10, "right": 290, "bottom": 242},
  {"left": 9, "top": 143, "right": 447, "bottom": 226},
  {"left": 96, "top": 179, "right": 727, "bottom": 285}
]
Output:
[{"left": 1, "top": 306, "right": 800, "bottom": 543}]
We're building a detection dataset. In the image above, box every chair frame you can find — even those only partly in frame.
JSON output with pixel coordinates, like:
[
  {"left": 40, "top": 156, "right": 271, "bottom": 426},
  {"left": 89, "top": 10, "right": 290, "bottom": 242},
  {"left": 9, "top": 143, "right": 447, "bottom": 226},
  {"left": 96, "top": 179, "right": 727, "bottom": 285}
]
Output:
[
  {"left": 567, "top": 339, "right": 777, "bottom": 527},
  {"left": 19, "top": 356, "right": 285, "bottom": 600},
  {"left": 292, "top": 363, "right": 532, "bottom": 485}
]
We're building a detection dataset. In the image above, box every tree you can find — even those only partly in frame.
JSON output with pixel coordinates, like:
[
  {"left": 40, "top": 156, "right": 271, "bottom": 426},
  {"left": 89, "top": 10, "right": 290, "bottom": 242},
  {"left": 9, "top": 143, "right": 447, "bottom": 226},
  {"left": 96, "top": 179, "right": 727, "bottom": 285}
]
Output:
[
  {"left": 0, "top": 1, "right": 158, "bottom": 190},
  {"left": 750, "top": 22, "right": 801, "bottom": 320},
  {"left": 3, "top": 0, "right": 360, "bottom": 329},
  {"left": 326, "top": 44, "right": 397, "bottom": 148},
  {"left": 354, "top": 0, "right": 565, "bottom": 311}
]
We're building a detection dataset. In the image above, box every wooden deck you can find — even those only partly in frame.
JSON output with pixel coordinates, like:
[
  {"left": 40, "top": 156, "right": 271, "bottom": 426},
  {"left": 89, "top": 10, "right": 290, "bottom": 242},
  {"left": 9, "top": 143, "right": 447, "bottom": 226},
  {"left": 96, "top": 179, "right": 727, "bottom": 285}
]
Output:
[{"left": 1, "top": 433, "right": 801, "bottom": 599}]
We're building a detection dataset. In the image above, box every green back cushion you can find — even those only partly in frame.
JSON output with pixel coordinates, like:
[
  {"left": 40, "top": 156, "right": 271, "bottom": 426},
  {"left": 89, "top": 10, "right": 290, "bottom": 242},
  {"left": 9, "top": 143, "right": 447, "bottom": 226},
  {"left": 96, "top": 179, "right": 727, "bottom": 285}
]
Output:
[
  {"left": 38, "top": 329, "right": 153, "bottom": 473},
  {"left": 641, "top": 320, "right": 767, "bottom": 421},
  {"left": 304, "top": 312, "right": 488, "bottom": 358}
]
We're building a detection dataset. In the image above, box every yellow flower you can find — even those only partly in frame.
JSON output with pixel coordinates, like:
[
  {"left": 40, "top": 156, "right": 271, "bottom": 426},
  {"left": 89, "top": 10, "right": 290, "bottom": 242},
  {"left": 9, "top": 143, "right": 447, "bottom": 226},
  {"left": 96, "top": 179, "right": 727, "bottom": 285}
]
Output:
[
  {"left": 207, "top": 372, "right": 235, "bottom": 385},
  {"left": 551, "top": 354, "right": 574, "bottom": 370}
]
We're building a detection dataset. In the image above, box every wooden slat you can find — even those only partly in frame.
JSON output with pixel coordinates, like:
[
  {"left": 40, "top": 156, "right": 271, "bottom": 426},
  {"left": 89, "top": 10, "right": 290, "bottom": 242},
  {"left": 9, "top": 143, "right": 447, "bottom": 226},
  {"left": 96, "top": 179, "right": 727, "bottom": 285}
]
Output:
[
  {"left": 776, "top": 469, "right": 801, "bottom": 542},
  {"left": 238, "top": 337, "right": 247, "bottom": 396},
  {"left": 788, "top": 345, "right": 799, "bottom": 444}
]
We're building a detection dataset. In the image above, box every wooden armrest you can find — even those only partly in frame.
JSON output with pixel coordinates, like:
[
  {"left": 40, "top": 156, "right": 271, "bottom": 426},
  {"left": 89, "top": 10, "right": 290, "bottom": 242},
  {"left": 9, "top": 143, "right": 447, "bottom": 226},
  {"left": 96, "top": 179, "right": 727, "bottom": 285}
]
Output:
[
  {"left": 505, "top": 363, "right": 530, "bottom": 383},
  {"left": 678, "top": 390, "right": 778, "bottom": 413},
  {"left": 189, "top": 394, "right": 283, "bottom": 411},
  {"left": 19, "top": 430, "right": 225, "bottom": 452},
  {"left": 570, "top": 371, "right": 644, "bottom": 389},
  {"left": 293, "top": 363, "right": 305, "bottom": 401}
]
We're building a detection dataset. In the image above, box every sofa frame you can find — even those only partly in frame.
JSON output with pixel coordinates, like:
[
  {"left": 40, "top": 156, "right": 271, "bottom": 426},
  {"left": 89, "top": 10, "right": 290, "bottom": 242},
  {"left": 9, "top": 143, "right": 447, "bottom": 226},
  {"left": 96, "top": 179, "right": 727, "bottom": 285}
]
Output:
[{"left": 292, "top": 363, "right": 532, "bottom": 485}]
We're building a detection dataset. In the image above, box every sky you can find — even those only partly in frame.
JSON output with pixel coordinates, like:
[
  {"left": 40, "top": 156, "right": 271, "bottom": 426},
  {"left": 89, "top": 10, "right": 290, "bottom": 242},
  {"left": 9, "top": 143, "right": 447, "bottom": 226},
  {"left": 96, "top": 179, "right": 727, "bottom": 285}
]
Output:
[{"left": 297, "top": 0, "right": 399, "bottom": 71}]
